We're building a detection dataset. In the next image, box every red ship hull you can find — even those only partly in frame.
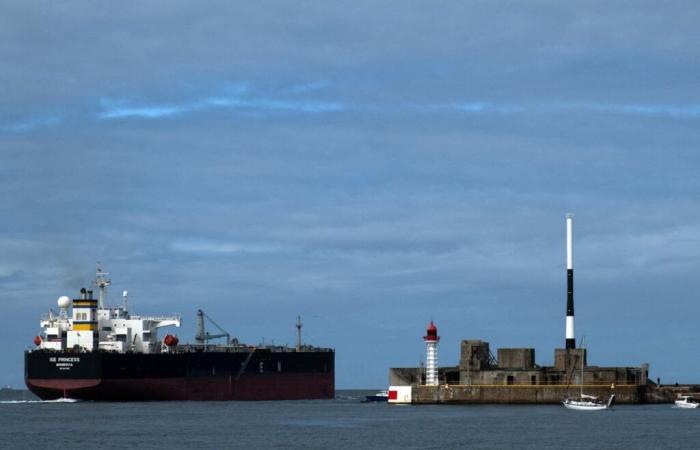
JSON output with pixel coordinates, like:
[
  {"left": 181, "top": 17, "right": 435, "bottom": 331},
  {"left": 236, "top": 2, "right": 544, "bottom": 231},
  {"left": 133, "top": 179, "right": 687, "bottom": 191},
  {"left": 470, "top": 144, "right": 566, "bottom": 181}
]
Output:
[{"left": 27, "top": 372, "right": 334, "bottom": 401}]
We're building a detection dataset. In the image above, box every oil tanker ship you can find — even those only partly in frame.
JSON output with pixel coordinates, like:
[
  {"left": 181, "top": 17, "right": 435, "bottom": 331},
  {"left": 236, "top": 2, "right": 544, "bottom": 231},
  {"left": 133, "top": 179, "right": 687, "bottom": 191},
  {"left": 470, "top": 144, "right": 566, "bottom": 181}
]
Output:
[{"left": 25, "top": 269, "right": 334, "bottom": 401}]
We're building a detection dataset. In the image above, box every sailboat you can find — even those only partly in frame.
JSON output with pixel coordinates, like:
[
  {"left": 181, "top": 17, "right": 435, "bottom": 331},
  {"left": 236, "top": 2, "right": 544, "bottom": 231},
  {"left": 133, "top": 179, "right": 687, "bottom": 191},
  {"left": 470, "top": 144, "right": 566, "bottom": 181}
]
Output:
[{"left": 562, "top": 338, "right": 615, "bottom": 411}]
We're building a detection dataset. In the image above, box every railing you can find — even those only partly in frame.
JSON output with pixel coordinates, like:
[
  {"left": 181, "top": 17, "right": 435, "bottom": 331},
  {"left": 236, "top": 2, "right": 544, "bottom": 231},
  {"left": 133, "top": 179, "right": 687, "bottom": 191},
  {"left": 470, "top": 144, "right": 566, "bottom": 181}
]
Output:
[
  {"left": 170, "top": 343, "right": 334, "bottom": 353},
  {"left": 26, "top": 343, "right": 333, "bottom": 354},
  {"left": 427, "top": 382, "right": 642, "bottom": 388},
  {"left": 130, "top": 315, "right": 181, "bottom": 322}
]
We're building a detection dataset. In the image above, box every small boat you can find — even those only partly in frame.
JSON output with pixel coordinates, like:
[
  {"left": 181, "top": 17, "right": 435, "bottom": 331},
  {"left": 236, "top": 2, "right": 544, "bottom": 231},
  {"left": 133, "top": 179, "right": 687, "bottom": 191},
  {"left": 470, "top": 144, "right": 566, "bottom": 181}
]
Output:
[
  {"left": 675, "top": 395, "right": 699, "bottom": 409},
  {"left": 364, "top": 390, "right": 389, "bottom": 402},
  {"left": 562, "top": 337, "right": 615, "bottom": 411}
]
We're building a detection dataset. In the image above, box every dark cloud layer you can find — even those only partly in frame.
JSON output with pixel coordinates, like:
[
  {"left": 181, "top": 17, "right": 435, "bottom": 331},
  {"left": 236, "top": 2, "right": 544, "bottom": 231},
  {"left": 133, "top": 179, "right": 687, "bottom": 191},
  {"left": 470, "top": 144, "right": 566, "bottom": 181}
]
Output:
[{"left": 1, "top": 1, "right": 699, "bottom": 387}]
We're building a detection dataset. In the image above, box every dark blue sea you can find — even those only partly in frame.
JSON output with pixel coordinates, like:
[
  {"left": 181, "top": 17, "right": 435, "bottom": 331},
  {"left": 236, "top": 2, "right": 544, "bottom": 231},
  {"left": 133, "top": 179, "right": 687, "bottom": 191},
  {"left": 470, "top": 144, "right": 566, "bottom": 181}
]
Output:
[{"left": 1, "top": 390, "right": 698, "bottom": 449}]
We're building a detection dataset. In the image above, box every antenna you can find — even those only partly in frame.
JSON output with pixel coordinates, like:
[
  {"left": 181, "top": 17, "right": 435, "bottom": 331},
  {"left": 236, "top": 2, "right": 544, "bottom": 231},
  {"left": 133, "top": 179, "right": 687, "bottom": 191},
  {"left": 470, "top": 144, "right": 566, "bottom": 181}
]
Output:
[
  {"left": 123, "top": 290, "right": 129, "bottom": 311},
  {"left": 94, "top": 262, "right": 111, "bottom": 309},
  {"left": 296, "top": 315, "right": 303, "bottom": 352}
]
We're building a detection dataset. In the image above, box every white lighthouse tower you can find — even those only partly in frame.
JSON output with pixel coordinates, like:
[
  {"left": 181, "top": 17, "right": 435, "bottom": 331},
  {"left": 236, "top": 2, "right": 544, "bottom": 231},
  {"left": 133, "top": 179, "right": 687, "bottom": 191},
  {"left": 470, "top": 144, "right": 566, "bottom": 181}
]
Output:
[{"left": 423, "top": 321, "right": 440, "bottom": 386}]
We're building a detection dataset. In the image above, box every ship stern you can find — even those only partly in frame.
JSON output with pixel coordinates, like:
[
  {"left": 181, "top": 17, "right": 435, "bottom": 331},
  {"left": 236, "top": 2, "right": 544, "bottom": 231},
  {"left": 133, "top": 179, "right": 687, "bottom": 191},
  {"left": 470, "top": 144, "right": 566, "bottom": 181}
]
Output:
[{"left": 25, "top": 350, "right": 102, "bottom": 400}]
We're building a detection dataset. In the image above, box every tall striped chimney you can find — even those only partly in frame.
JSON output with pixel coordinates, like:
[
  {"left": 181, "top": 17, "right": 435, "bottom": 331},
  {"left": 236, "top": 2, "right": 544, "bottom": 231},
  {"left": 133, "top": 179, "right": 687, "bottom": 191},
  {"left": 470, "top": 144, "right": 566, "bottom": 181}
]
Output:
[{"left": 565, "top": 214, "right": 575, "bottom": 349}]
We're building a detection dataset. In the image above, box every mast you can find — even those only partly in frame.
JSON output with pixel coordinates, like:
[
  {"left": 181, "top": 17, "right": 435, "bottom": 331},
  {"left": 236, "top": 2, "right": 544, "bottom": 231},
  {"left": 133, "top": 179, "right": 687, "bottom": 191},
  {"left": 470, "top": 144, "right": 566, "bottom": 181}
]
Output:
[
  {"left": 580, "top": 336, "right": 585, "bottom": 399},
  {"left": 94, "top": 262, "right": 111, "bottom": 309},
  {"left": 195, "top": 309, "right": 205, "bottom": 344},
  {"left": 122, "top": 290, "right": 129, "bottom": 312},
  {"left": 296, "top": 315, "right": 302, "bottom": 352}
]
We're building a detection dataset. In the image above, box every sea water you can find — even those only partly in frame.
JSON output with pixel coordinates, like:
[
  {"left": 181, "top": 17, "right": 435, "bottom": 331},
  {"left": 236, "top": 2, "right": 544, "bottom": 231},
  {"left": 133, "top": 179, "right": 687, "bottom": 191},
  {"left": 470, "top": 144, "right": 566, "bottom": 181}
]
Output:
[{"left": 1, "top": 390, "right": 698, "bottom": 449}]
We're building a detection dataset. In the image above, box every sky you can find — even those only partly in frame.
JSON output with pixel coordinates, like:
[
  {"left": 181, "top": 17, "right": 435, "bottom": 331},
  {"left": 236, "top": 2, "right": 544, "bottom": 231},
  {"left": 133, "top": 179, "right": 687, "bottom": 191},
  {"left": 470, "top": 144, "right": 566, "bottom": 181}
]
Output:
[{"left": 1, "top": 1, "right": 699, "bottom": 389}]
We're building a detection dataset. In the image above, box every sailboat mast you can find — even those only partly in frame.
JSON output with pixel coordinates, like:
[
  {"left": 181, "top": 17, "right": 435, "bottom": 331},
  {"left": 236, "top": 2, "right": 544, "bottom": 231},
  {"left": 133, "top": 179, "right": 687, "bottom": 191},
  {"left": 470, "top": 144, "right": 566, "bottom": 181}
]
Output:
[{"left": 579, "top": 336, "right": 585, "bottom": 399}]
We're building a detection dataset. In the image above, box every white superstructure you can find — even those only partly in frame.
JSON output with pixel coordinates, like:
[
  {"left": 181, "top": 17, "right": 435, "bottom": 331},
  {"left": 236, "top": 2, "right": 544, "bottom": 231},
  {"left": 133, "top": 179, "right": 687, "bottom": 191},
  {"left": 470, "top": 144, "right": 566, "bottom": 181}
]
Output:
[{"left": 35, "top": 269, "right": 180, "bottom": 354}]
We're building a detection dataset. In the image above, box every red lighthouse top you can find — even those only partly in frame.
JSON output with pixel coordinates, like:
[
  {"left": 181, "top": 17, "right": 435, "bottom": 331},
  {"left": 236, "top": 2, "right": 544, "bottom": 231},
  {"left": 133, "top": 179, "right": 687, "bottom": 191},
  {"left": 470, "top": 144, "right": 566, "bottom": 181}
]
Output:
[{"left": 423, "top": 321, "right": 440, "bottom": 342}]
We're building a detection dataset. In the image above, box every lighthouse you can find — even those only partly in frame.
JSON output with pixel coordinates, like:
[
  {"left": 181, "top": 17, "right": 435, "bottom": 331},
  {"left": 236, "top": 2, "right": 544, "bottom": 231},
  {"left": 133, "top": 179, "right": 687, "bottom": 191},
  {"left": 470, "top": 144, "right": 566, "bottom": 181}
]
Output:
[{"left": 424, "top": 321, "right": 440, "bottom": 386}]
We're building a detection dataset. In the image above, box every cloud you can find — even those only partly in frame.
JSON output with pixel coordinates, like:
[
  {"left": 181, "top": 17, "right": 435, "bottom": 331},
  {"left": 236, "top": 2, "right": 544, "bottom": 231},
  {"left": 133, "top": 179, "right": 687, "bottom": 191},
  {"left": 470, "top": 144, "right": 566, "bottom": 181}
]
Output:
[
  {"left": 200, "top": 97, "right": 343, "bottom": 113},
  {"left": 6, "top": 93, "right": 700, "bottom": 132},
  {"left": 442, "top": 101, "right": 700, "bottom": 119},
  {"left": 1, "top": 115, "right": 60, "bottom": 132},
  {"left": 593, "top": 103, "right": 700, "bottom": 118},
  {"left": 97, "top": 87, "right": 344, "bottom": 120},
  {"left": 3, "top": 1, "right": 700, "bottom": 389},
  {"left": 451, "top": 102, "right": 526, "bottom": 114},
  {"left": 168, "top": 239, "right": 287, "bottom": 254},
  {"left": 286, "top": 80, "right": 331, "bottom": 94},
  {"left": 550, "top": 102, "right": 700, "bottom": 119},
  {"left": 98, "top": 105, "right": 184, "bottom": 119},
  {"left": 582, "top": 223, "right": 700, "bottom": 278}
]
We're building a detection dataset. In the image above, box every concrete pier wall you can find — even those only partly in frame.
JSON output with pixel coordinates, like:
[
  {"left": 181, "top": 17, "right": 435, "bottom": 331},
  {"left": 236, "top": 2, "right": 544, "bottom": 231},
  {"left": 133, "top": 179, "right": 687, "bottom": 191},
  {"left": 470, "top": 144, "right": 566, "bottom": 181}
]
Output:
[
  {"left": 411, "top": 384, "right": 641, "bottom": 404},
  {"left": 405, "top": 383, "right": 700, "bottom": 404},
  {"left": 644, "top": 385, "right": 700, "bottom": 403},
  {"left": 389, "top": 338, "right": 662, "bottom": 404}
]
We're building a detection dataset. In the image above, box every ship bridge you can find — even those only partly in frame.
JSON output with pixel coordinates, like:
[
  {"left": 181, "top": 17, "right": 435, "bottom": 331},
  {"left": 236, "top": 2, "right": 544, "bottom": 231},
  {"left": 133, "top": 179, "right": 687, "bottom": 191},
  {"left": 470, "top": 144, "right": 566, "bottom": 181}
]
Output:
[{"left": 35, "top": 269, "right": 180, "bottom": 354}]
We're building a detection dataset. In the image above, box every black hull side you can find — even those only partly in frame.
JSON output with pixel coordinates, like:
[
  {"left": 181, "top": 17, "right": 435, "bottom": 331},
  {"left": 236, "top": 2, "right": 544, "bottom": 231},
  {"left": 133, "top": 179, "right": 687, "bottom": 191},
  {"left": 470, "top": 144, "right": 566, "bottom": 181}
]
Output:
[{"left": 25, "top": 349, "right": 335, "bottom": 401}]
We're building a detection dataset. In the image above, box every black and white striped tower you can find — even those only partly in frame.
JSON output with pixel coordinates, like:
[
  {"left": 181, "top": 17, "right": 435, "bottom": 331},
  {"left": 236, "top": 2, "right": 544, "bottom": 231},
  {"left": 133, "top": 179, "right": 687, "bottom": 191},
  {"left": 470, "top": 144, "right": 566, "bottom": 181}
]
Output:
[{"left": 565, "top": 214, "right": 576, "bottom": 349}]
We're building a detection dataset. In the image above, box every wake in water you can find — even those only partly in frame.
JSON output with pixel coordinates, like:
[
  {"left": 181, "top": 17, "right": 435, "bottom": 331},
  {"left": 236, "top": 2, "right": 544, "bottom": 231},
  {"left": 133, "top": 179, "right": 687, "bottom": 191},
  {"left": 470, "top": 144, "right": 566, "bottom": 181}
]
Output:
[{"left": 0, "top": 398, "right": 80, "bottom": 404}]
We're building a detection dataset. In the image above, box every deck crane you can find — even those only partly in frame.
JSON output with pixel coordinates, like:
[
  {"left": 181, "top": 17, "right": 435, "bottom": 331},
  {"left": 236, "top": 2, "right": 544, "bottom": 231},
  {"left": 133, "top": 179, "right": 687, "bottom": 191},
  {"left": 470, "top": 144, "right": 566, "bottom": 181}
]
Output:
[{"left": 195, "top": 309, "right": 236, "bottom": 345}]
